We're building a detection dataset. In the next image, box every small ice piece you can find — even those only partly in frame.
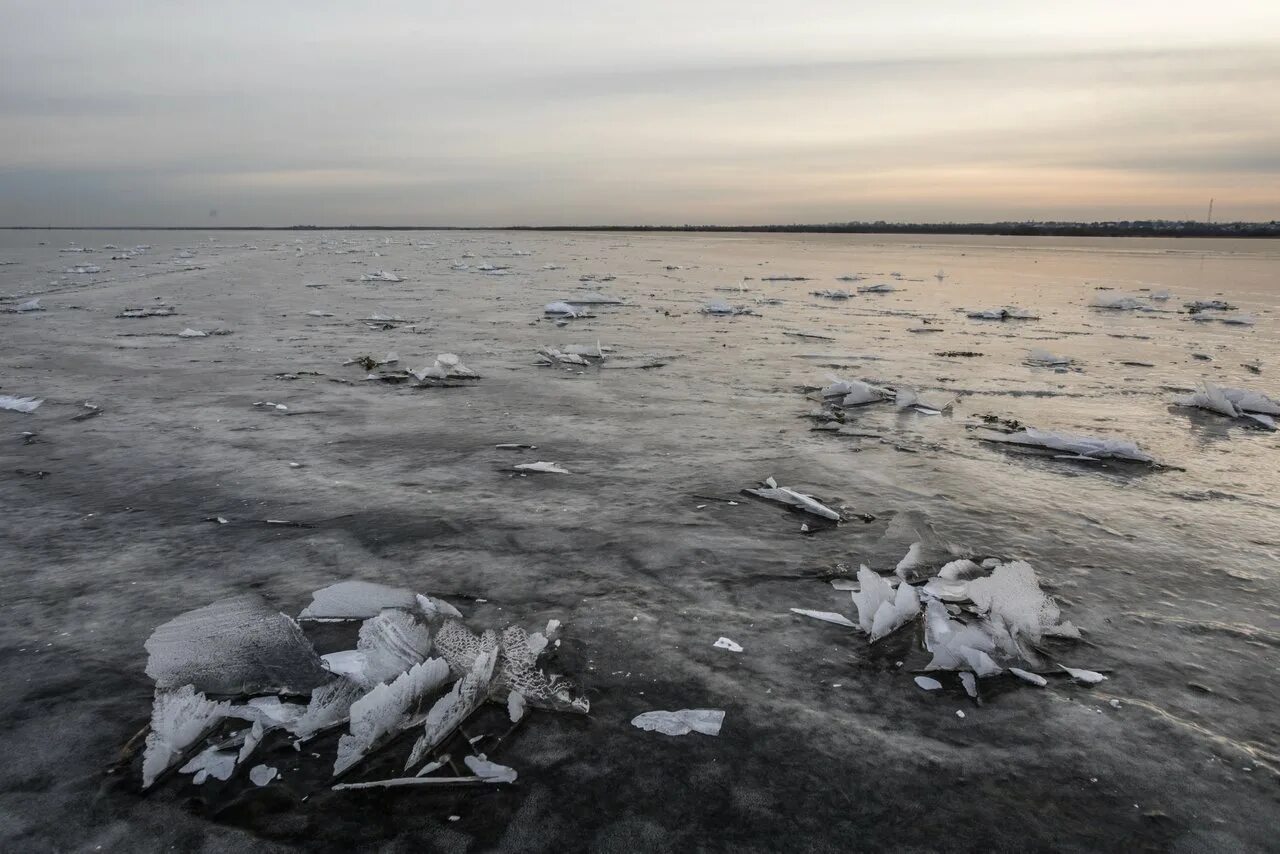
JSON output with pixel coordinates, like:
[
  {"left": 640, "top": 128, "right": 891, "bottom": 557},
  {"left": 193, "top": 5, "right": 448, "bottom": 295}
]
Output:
[
  {"left": 360, "top": 270, "right": 403, "bottom": 282},
  {"left": 545, "top": 618, "right": 561, "bottom": 636},
  {"left": 858, "top": 283, "right": 897, "bottom": 293},
  {"left": 977, "top": 427, "right": 1155, "bottom": 463},
  {"left": 307, "top": 310, "right": 335, "bottom": 317},
  {"left": 64, "top": 264, "right": 101, "bottom": 274},
  {"left": 410, "top": 353, "right": 477, "bottom": 381},
  {"left": 179, "top": 745, "right": 238, "bottom": 785},
  {"left": 512, "top": 460, "right": 568, "bottom": 473},
  {"left": 790, "top": 608, "right": 857, "bottom": 628},
  {"left": 923, "top": 599, "right": 1001, "bottom": 676},
  {"left": 237, "top": 720, "right": 265, "bottom": 764},
  {"left": 713, "top": 637, "right": 744, "bottom": 652},
  {"left": 959, "top": 672, "right": 978, "bottom": 698},
  {"left": 145, "top": 594, "right": 332, "bottom": 695},
  {"left": 1220, "top": 387, "right": 1280, "bottom": 416},
  {"left": 1090, "top": 294, "right": 1147, "bottom": 310},
  {"left": 300, "top": 581, "right": 418, "bottom": 620},
  {"left": 1150, "top": 289, "right": 1171, "bottom": 301},
  {"left": 1060, "top": 665, "right": 1107, "bottom": 684},
  {"left": 631, "top": 709, "right": 725, "bottom": 736},
  {"left": 236, "top": 696, "right": 307, "bottom": 729},
  {"left": 1009, "top": 667, "right": 1047, "bottom": 687},
  {"left": 0, "top": 395, "right": 43, "bottom": 413},
  {"left": 821, "top": 377, "right": 891, "bottom": 406},
  {"left": 870, "top": 577, "right": 920, "bottom": 642},
  {"left": 415, "top": 594, "right": 463, "bottom": 620},
  {"left": 334, "top": 657, "right": 452, "bottom": 775},
  {"left": 15, "top": 298, "right": 42, "bottom": 312},
  {"left": 956, "top": 710, "right": 966, "bottom": 719},
  {"left": 178, "top": 328, "right": 206, "bottom": 337},
  {"left": 564, "top": 291, "right": 622, "bottom": 305},
  {"left": 746, "top": 480, "right": 841, "bottom": 521},
  {"left": 914, "top": 676, "right": 943, "bottom": 691},
  {"left": 544, "top": 301, "right": 580, "bottom": 317},
  {"left": 895, "top": 543, "right": 923, "bottom": 577},
  {"left": 851, "top": 565, "right": 893, "bottom": 632},
  {"left": 701, "top": 298, "right": 752, "bottom": 315},
  {"left": 249, "top": 765, "right": 278, "bottom": 786},
  {"left": 507, "top": 690, "right": 527, "bottom": 723},
  {"left": 142, "top": 686, "right": 232, "bottom": 788},
  {"left": 463, "top": 755, "right": 518, "bottom": 783},
  {"left": 1026, "top": 348, "right": 1072, "bottom": 366}
]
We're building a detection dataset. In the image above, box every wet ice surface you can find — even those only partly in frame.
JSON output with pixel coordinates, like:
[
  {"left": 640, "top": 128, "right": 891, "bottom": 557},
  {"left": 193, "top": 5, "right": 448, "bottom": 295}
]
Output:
[{"left": 1, "top": 230, "right": 1278, "bottom": 851}]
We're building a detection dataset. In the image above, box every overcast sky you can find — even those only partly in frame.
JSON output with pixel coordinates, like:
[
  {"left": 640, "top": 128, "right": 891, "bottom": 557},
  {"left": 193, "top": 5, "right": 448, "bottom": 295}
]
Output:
[{"left": 2, "top": 1, "right": 1278, "bottom": 225}]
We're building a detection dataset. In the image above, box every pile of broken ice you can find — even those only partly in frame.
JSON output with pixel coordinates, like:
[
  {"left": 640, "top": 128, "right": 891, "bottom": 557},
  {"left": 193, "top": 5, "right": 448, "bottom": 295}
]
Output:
[
  {"left": 1175, "top": 382, "right": 1277, "bottom": 431},
  {"left": 793, "top": 549, "right": 1105, "bottom": 698},
  {"left": 137, "top": 582, "right": 587, "bottom": 793}
]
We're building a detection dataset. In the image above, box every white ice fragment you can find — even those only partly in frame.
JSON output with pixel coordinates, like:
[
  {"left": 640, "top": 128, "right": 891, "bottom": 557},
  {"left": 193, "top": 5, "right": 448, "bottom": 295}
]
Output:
[
  {"left": 1060, "top": 665, "right": 1107, "bottom": 684},
  {"left": 858, "top": 283, "right": 897, "bottom": 293},
  {"left": 790, "top": 608, "right": 857, "bottom": 628},
  {"left": 959, "top": 672, "right": 978, "bottom": 698},
  {"left": 237, "top": 696, "right": 307, "bottom": 729},
  {"left": 288, "top": 678, "right": 365, "bottom": 739},
  {"left": 978, "top": 427, "right": 1154, "bottom": 463},
  {"left": 821, "top": 377, "right": 890, "bottom": 406},
  {"left": 15, "top": 298, "right": 42, "bottom": 312},
  {"left": 345, "top": 609, "right": 434, "bottom": 686},
  {"left": 249, "top": 765, "right": 278, "bottom": 786},
  {"left": 544, "top": 301, "right": 580, "bottom": 317},
  {"left": 300, "top": 581, "right": 418, "bottom": 620},
  {"left": 914, "top": 676, "right": 943, "bottom": 691},
  {"left": 306, "top": 310, "right": 334, "bottom": 317},
  {"left": 507, "top": 690, "right": 527, "bottom": 723},
  {"left": 1090, "top": 294, "right": 1147, "bottom": 310},
  {"left": 923, "top": 599, "right": 1001, "bottom": 676},
  {"left": 1009, "top": 667, "right": 1047, "bottom": 687},
  {"left": 416, "top": 594, "right": 463, "bottom": 620},
  {"left": 142, "top": 686, "right": 232, "bottom": 789},
  {"left": 179, "top": 745, "right": 238, "bottom": 785},
  {"left": 545, "top": 619, "right": 561, "bottom": 636},
  {"left": 895, "top": 542, "right": 923, "bottom": 577},
  {"left": 178, "top": 328, "right": 207, "bottom": 338},
  {"left": 631, "top": 709, "right": 725, "bottom": 737},
  {"left": 334, "top": 657, "right": 452, "bottom": 775},
  {"left": 869, "top": 577, "right": 920, "bottom": 642},
  {"left": 1027, "top": 348, "right": 1071, "bottom": 366},
  {"left": 238, "top": 720, "right": 265, "bottom": 764},
  {"left": 966, "top": 561, "right": 1078, "bottom": 656},
  {"left": 851, "top": 565, "right": 893, "bottom": 633},
  {"left": 145, "top": 595, "right": 331, "bottom": 695},
  {"left": 0, "top": 395, "right": 43, "bottom": 413},
  {"left": 713, "top": 637, "right": 744, "bottom": 652},
  {"left": 463, "top": 755, "right": 518, "bottom": 783},
  {"left": 360, "top": 270, "right": 403, "bottom": 282},
  {"left": 514, "top": 461, "right": 570, "bottom": 474},
  {"left": 746, "top": 480, "right": 841, "bottom": 521}
]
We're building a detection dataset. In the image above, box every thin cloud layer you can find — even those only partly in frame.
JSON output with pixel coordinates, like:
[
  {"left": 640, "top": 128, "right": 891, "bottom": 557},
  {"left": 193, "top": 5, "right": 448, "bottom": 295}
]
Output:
[{"left": 1, "top": 2, "right": 1277, "bottom": 225}]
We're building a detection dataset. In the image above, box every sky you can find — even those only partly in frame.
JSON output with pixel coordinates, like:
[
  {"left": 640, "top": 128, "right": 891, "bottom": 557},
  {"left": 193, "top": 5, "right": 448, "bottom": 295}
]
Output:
[{"left": 2, "top": 1, "right": 1279, "bottom": 226}]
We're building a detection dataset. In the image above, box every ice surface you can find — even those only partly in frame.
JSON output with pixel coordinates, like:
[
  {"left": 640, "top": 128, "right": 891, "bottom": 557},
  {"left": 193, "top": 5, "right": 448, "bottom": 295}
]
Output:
[
  {"left": 463, "top": 755, "right": 519, "bottom": 783},
  {"left": 631, "top": 709, "right": 725, "bottom": 736},
  {"left": 0, "top": 395, "right": 43, "bottom": 413},
  {"left": 404, "top": 634, "right": 498, "bottom": 770},
  {"left": 145, "top": 594, "right": 332, "bottom": 695},
  {"left": 790, "top": 608, "right": 857, "bottom": 628},
  {"left": 142, "top": 685, "right": 232, "bottom": 788},
  {"left": 713, "top": 637, "right": 744, "bottom": 652},
  {"left": 300, "top": 581, "right": 418, "bottom": 620},
  {"left": 333, "top": 657, "right": 452, "bottom": 775},
  {"left": 513, "top": 461, "right": 570, "bottom": 474}
]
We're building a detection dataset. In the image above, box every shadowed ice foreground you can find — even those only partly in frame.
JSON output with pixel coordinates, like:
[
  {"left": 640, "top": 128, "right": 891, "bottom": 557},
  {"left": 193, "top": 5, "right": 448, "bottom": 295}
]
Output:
[{"left": 1, "top": 230, "right": 1278, "bottom": 852}]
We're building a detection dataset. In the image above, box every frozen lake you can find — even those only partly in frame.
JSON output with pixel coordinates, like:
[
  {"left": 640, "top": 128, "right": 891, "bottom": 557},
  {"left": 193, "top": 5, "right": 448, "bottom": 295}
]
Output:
[{"left": 1, "top": 229, "right": 1277, "bottom": 851}]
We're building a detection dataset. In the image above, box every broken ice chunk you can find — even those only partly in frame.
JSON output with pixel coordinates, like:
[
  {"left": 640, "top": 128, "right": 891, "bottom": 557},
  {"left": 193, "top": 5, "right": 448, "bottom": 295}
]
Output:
[
  {"left": 411, "top": 353, "right": 478, "bottom": 381},
  {"left": 976, "top": 426, "right": 1155, "bottom": 463},
  {"left": 178, "top": 328, "right": 207, "bottom": 338},
  {"left": 0, "top": 395, "right": 43, "bottom": 413},
  {"left": 507, "top": 690, "right": 526, "bottom": 723},
  {"left": 713, "top": 637, "right": 744, "bottom": 652},
  {"left": 513, "top": 461, "right": 570, "bottom": 474},
  {"left": 966, "top": 561, "right": 1079, "bottom": 657},
  {"left": 300, "top": 581, "right": 418, "bottom": 621},
  {"left": 288, "top": 678, "right": 365, "bottom": 739},
  {"left": 142, "top": 685, "right": 232, "bottom": 788},
  {"left": 1026, "top": 348, "right": 1072, "bottom": 366},
  {"left": 631, "top": 709, "right": 725, "bottom": 736},
  {"left": 544, "top": 301, "right": 580, "bottom": 317},
  {"left": 1060, "top": 665, "right": 1107, "bottom": 684},
  {"left": 360, "top": 270, "right": 403, "bottom": 282},
  {"left": 895, "top": 543, "right": 923, "bottom": 577},
  {"left": 853, "top": 565, "right": 920, "bottom": 642},
  {"left": 1090, "top": 294, "right": 1148, "bottom": 310},
  {"left": 746, "top": 479, "right": 842, "bottom": 521},
  {"left": 179, "top": 745, "right": 238, "bottom": 785},
  {"left": 249, "top": 765, "right": 278, "bottom": 786},
  {"left": 340, "top": 609, "right": 434, "bottom": 687},
  {"left": 145, "top": 594, "right": 332, "bottom": 695},
  {"left": 821, "top": 377, "right": 891, "bottom": 407},
  {"left": 959, "top": 672, "right": 978, "bottom": 698},
  {"left": 333, "top": 657, "right": 452, "bottom": 775},
  {"left": 790, "top": 608, "right": 857, "bottom": 628},
  {"left": 914, "top": 676, "right": 943, "bottom": 691},
  {"left": 923, "top": 599, "right": 1001, "bottom": 676},
  {"left": 1009, "top": 667, "right": 1047, "bottom": 687},
  {"left": 851, "top": 565, "right": 894, "bottom": 633},
  {"left": 463, "top": 755, "right": 518, "bottom": 783},
  {"left": 404, "top": 633, "right": 499, "bottom": 770},
  {"left": 14, "top": 298, "right": 42, "bottom": 312}
]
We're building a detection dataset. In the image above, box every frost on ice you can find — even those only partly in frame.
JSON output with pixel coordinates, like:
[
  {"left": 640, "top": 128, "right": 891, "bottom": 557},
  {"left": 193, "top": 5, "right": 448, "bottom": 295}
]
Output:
[
  {"left": 631, "top": 709, "right": 725, "bottom": 737},
  {"left": 142, "top": 686, "right": 232, "bottom": 789},
  {"left": 333, "top": 657, "right": 452, "bottom": 775},
  {"left": 145, "top": 594, "right": 332, "bottom": 695}
]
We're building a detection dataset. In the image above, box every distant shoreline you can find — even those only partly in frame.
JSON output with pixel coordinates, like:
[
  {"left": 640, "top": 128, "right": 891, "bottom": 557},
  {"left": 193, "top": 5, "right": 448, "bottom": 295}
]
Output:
[{"left": 2, "top": 222, "right": 1278, "bottom": 238}]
